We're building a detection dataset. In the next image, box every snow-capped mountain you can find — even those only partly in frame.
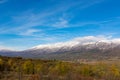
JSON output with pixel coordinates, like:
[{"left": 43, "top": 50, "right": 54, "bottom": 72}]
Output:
[
  {"left": 19, "top": 36, "right": 120, "bottom": 60},
  {"left": 1, "top": 36, "right": 120, "bottom": 60},
  {"left": 29, "top": 36, "right": 120, "bottom": 52}
]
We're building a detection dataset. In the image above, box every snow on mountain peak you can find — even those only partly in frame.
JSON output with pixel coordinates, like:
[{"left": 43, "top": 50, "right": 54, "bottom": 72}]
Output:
[{"left": 32, "top": 36, "right": 120, "bottom": 50}]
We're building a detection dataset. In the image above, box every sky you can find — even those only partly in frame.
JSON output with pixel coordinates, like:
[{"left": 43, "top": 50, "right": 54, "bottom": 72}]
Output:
[{"left": 0, "top": 0, "right": 120, "bottom": 50}]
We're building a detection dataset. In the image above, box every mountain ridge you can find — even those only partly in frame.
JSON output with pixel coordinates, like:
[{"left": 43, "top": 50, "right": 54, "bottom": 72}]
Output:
[{"left": 1, "top": 36, "right": 120, "bottom": 60}]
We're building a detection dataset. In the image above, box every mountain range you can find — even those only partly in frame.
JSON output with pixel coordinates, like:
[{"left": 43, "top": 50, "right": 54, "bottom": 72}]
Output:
[{"left": 1, "top": 36, "right": 120, "bottom": 60}]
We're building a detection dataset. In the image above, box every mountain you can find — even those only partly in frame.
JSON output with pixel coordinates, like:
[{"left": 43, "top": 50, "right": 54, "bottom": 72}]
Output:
[
  {"left": 20, "top": 36, "right": 120, "bottom": 60},
  {"left": 21, "top": 42, "right": 120, "bottom": 60},
  {"left": 0, "top": 49, "right": 16, "bottom": 56},
  {"left": 1, "top": 36, "right": 120, "bottom": 60}
]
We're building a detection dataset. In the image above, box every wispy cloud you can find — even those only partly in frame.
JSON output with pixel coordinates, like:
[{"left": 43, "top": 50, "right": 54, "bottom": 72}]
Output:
[
  {"left": 50, "top": 17, "right": 69, "bottom": 28},
  {"left": 79, "top": 0, "right": 105, "bottom": 9},
  {"left": 0, "top": 0, "right": 7, "bottom": 4},
  {"left": 0, "top": 0, "right": 107, "bottom": 38},
  {"left": 19, "top": 29, "right": 41, "bottom": 36},
  {"left": 1, "top": 0, "right": 105, "bottom": 29},
  {"left": 70, "top": 16, "right": 120, "bottom": 27}
]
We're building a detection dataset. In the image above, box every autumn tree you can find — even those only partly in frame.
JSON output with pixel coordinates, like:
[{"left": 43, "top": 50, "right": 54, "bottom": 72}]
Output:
[{"left": 22, "top": 60, "right": 35, "bottom": 74}]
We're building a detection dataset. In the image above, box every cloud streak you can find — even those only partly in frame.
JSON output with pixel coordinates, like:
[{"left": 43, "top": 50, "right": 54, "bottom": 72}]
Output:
[
  {"left": 19, "top": 29, "right": 41, "bottom": 36},
  {"left": 50, "top": 17, "right": 69, "bottom": 28}
]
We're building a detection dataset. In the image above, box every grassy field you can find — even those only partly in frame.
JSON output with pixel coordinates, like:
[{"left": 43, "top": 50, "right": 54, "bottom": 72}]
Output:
[{"left": 1, "top": 55, "right": 120, "bottom": 80}]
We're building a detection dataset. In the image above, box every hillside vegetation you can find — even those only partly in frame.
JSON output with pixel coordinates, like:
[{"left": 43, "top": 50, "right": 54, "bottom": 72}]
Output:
[{"left": 0, "top": 55, "right": 120, "bottom": 80}]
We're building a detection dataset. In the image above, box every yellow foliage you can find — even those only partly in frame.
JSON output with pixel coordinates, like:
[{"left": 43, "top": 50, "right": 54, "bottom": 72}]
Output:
[
  {"left": 0, "top": 58, "right": 3, "bottom": 65},
  {"left": 110, "top": 64, "right": 120, "bottom": 76},
  {"left": 22, "top": 60, "right": 34, "bottom": 74}
]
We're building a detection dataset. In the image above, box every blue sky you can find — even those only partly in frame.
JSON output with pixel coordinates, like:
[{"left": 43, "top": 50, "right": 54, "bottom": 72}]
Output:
[{"left": 0, "top": 0, "right": 120, "bottom": 50}]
